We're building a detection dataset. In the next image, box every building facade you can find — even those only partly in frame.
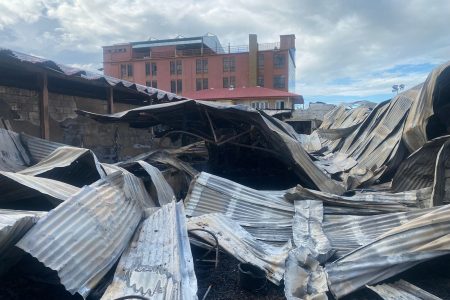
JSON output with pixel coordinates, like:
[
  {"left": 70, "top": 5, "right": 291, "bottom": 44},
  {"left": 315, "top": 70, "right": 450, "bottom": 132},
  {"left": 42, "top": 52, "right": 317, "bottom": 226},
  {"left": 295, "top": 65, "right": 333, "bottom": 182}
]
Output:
[{"left": 103, "top": 34, "right": 297, "bottom": 98}]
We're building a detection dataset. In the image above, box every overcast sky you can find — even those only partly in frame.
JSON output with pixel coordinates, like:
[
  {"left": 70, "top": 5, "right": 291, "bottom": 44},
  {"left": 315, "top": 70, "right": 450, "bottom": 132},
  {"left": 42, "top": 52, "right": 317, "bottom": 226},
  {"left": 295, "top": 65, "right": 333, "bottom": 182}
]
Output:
[{"left": 1, "top": 0, "right": 449, "bottom": 104}]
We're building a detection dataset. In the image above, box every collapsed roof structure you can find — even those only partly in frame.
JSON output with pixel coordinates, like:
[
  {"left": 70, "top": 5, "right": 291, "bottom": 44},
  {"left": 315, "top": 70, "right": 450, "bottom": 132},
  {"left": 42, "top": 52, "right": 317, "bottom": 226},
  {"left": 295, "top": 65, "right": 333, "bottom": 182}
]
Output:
[{"left": 1, "top": 54, "right": 450, "bottom": 299}]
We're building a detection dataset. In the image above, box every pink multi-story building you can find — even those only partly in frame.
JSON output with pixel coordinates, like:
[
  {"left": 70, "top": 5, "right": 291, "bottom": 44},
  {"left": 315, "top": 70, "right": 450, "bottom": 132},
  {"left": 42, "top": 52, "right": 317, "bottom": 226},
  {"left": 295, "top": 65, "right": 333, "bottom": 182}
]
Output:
[{"left": 103, "top": 34, "right": 302, "bottom": 109}]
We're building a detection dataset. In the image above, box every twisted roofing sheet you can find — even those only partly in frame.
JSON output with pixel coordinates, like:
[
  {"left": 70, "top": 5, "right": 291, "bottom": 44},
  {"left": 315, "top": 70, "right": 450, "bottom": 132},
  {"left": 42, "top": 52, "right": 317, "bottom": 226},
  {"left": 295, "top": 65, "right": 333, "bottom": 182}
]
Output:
[
  {"left": 101, "top": 202, "right": 197, "bottom": 300},
  {"left": 17, "top": 171, "right": 147, "bottom": 298}
]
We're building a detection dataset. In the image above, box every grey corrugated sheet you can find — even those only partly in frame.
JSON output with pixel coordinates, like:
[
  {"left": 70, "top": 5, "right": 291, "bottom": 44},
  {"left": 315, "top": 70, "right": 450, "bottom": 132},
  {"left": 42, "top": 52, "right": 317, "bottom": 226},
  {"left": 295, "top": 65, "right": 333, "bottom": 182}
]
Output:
[
  {"left": 285, "top": 185, "right": 429, "bottom": 215},
  {"left": 19, "top": 133, "right": 67, "bottom": 163},
  {"left": 323, "top": 201, "right": 436, "bottom": 258},
  {"left": 0, "top": 48, "right": 185, "bottom": 103},
  {"left": 0, "top": 171, "right": 80, "bottom": 206},
  {"left": 293, "top": 200, "right": 332, "bottom": 263},
  {"left": 0, "top": 209, "right": 45, "bottom": 274},
  {"left": 16, "top": 171, "right": 149, "bottom": 298},
  {"left": 77, "top": 99, "right": 345, "bottom": 194},
  {"left": 18, "top": 146, "right": 106, "bottom": 187},
  {"left": 284, "top": 247, "right": 328, "bottom": 300},
  {"left": 101, "top": 201, "right": 197, "bottom": 300},
  {"left": 184, "top": 172, "right": 294, "bottom": 244},
  {"left": 0, "top": 128, "right": 30, "bottom": 172},
  {"left": 392, "top": 136, "right": 450, "bottom": 192},
  {"left": 367, "top": 279, "right": 442, "bottom": 300},
  {"left": 187, "top": 213, "right": 291, "bottom": 284},
  {"left": 325, "top": 203, "right": 450, "bottom": 298}
]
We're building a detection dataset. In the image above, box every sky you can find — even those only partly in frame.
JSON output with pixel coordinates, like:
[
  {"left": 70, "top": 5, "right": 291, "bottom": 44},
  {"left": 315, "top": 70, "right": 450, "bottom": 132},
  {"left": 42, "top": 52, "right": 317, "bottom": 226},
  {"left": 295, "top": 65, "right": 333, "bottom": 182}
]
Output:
[{"left": 1, "top": 0, "right": 449, "bottom": 105}]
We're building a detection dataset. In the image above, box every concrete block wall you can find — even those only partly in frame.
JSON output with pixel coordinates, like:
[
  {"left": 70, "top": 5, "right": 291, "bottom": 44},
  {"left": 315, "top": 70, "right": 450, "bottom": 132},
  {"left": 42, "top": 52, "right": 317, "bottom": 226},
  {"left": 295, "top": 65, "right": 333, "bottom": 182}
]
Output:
[{"left": 0, "top": 85, "right": 154, "bottom": 162}]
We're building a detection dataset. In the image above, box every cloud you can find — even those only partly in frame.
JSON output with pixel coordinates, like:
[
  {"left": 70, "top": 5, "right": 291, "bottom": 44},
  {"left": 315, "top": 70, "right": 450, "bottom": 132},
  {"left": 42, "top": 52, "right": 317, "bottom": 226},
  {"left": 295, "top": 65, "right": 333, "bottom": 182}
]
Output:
[{"left": 0, "top": 0, "right": 449, "bottom": 102}]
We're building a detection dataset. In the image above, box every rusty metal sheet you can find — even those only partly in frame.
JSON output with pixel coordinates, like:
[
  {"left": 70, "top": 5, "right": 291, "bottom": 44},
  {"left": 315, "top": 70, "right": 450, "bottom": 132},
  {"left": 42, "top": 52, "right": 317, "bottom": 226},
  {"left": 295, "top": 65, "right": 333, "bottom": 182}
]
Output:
[
  {"left": 187, "top": 213, "right": 291, "bottom": 284},
  {"left": 101, "top": 202, "right": 197, "bottom": 300},
  {"left": 16, "top": 171, "right": 147, "bottom": 298}
]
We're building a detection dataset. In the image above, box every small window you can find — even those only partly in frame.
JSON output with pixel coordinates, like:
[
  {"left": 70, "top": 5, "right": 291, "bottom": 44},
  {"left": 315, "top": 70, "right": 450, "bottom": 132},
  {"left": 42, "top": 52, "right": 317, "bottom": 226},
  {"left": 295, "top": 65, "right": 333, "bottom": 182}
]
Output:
[
  {"left": 177, "top": 79, "right": 182, "bottom": 93},
  {"left": 145, "top": 63, "right": 151, "bottom": 76},
  {"left": 258, "top": 53, "right": 264, "bottom": 69},
  {"left": 276, "top": 100, "right": 285, "bottom": 109},
  {"left": 196, "top": 78, "right": 208, "bottom": 90},
  {"left": 152, "top": 80, "right": 157, "bottom": 89},
  {"left": 151, "top": 62, "right": 157, "bottom": 76},
  {"left": 127, "top": 64, "right": 133, "bottom": 76},
  {"left": 273, "top": 75, "right": 285, "bottom": 88},
  {"left": 196, "top": 59, "right": 208, "bottom": 74},
  {"left": 273, "top": 53, "right": 285, "bottom": 68},
  {"left": 223, "top": 77, "right": 229, "bottom": 88},
  {"left": 229, "top": 76, "right": 235, "bottom": 88},
  {"left": 257, "top": 75, "right": 264, "bottom": 87},
  {"left": 203, "top": 78, "right": 208, "bottom": 90},
  {"left": 146, "top": 81, "right": 151, "bottom": 87},
  {"left": 251, "top": 101, "right": 268, "bottom": 110},
  {"left": 170, "top": 80, "right": 176, "bottom": 93},
  {"left": 223, "top": 56, "right": 236, "bottom": 72},
  {"left": 170, "top": 61, "right": 176, "bottom": 75},
  {"left": 176, "top": 60, "right": 182, "bottom": 75},
  {"left": 120, "top": 64, "right": 126, "bottom": 78}
]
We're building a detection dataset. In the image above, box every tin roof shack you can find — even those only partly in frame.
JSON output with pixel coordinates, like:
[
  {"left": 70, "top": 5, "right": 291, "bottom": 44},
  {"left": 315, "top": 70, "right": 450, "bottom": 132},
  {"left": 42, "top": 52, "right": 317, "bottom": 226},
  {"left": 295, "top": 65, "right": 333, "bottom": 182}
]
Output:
[{"left": 0, "top": 49, "right": 185, "bottom": 162}]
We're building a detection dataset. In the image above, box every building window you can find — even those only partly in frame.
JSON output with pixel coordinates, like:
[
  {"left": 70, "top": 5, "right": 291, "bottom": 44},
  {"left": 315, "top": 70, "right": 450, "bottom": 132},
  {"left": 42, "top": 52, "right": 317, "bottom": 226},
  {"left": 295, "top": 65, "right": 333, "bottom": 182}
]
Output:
[
  {"left": 258, "top": 53, "right": 264, "bottom": 69},
  {"left": 177, "top": 79, "right": 182, "bottom": 93},
  {"left": 196, "top": 59, "right": 208, "bottom": 74},
  {"left": 274, "top": 53, "right": 285, "bottom": 68},
  {"left": 151, "top": 62, "right": 157, "bottom": 76},
  {"left": 127, "top": 64, "right": 133, "bottom": 76},
  {"left": 223, "top": 76, "right": 236, "bottom": 88},
  {"left": 251, "top": 101, "right": 268, "bottom": 110},
  {"left": 196, "top": 78, "right": 208, "bottom": 90},
  {"left": 120, "top": 64, "right": 126, "bottom": 78},
  {"left": 170, "top": 61, "right": 175, "bottom": 75},
  {"left": 223, "top": 56, "right": 236, "bottom": 72},
  {"left": 276, "top": 100, "right": 285, "bottom": 109},
  {"left": 257, "top": 75, "right": 264, "bottom": 87},
  {"left": 176, "top": 60, "right": 182, "bottom": 75},
  {"left": 147, "top": 80, "right": 157, "bottom": 88},
  {"left": 145, "top": 63, "right": 151, "bottom": 76},
  {"left": 273, "top": 75, "right": 286, "bottom": 88},
  {"left": 171, "top": 80, "right": 176, "bottom": 93}
]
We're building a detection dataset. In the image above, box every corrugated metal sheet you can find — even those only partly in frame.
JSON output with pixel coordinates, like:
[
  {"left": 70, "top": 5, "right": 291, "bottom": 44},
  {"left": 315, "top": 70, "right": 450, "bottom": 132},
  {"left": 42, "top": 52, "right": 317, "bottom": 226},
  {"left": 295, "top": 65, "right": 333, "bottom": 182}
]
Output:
[
  {"left": 16, "top": 171, "right": 146, "bottom": 298},
  {"left": 392, "top": 136, "right": 450, "bottom": 192},
  {"left": 187, "top": 213, "right": 291, "bottom": 284},
  {"left": 325, "top": 203, "right": 450, "bottom": 298},
  {"left": 18, "top": 146, "right": 106, "bottom": 187},
  {"left": 122, "top": 160, "right": 175, "bottom": 205},
  {"left": 293, "top": 200, "right": 332, "bottom": 263},
  {"left": 77, "top": 99, "right": 345, "bottom": 194},
  {"left": 367, "top": 279, "right": 442, "bottom": 300},
  {"left": 403, "top": 61, "right": 450, "bottom": 152},
  {"left": 19, "top": 133, "right": 66, "bottom": 164},
  {"left": 184, "top": 172, "right": 294, "bottom": 244},
  {"left": 284, "top": 247, "right": 328, "bottom": 300},
  {"left": 323, "top": 201, "right": 435, "bottom": 258},
  {"left": 0, "top": 171, "right": 80, "bottom": 207},
  {"left": 0, "top": 128, "right": 30, "bottom": 172},
  {"left": 431, "top": 140, "right": 450, "bottom": 205},
  {"left": 285, "top": 185, "right": 429, "bottom": 215},
  {"left": 0, "top": 209, "right": 45, "bottom": 274},
  {"left": 101, "top": 201, "right": 197, "bottom": 300}
]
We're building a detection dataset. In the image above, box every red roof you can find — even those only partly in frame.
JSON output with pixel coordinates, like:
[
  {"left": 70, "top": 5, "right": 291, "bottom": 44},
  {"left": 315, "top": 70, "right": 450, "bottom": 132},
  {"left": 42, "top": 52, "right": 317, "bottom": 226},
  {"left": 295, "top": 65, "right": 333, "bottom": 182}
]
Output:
[{"left": 182, "top": 87, "right": 303, "bottom": 103}]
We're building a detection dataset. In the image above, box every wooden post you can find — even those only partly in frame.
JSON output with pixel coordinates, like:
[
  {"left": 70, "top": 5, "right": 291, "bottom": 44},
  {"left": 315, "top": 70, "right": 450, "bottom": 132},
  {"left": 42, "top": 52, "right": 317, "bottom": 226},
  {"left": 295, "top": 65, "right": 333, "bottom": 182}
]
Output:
[
  {"left": 107, "top": 87, "right": 114, "bottom": 114},
  {"left": 38, "top": 72, "right": 49, "bottom": 140}
]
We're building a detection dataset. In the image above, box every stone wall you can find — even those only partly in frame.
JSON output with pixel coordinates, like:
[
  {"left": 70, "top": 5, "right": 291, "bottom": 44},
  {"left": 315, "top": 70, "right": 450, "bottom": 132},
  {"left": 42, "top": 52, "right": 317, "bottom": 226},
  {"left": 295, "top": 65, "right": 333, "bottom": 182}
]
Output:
[{"left": 0, "top": 85, "right": 154, "bottom": 162}]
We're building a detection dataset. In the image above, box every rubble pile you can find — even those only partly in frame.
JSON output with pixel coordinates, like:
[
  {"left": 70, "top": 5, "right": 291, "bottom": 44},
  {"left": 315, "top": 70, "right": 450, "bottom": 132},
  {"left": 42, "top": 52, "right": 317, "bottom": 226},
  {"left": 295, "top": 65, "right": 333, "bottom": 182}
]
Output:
[{"left": 1, "top": 61, "right": 450, "bottom": 300}]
